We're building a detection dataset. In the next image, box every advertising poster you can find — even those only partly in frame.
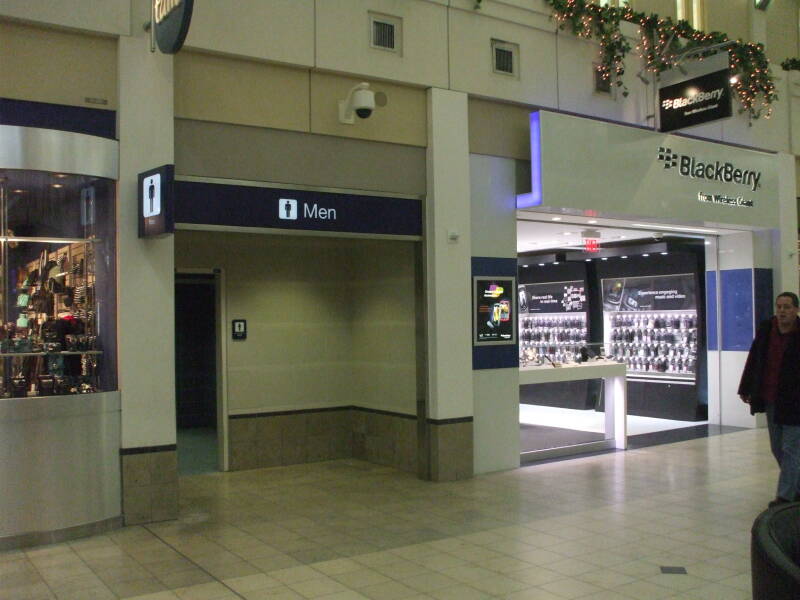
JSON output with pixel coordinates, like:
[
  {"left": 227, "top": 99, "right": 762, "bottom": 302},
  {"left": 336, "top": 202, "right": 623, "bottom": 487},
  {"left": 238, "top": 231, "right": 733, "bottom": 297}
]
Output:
[
  {"left": 474, "top": 277, "right": 516, "bottom": 345},
  {"left": 602, "top": 273, "right": 696, "bottom": 312},
  {"left": 520, "top": 281, "right": 586, "bottom": 314}
]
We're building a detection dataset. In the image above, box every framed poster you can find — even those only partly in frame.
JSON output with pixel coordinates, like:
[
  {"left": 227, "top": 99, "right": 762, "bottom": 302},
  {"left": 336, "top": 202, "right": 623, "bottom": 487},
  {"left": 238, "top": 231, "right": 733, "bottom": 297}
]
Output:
[
  {"left": 521, "top": 280, "right": 586, "bottom": 314},
  {"left": 474, "top": 276, "right": 516, "bottom": 345}
]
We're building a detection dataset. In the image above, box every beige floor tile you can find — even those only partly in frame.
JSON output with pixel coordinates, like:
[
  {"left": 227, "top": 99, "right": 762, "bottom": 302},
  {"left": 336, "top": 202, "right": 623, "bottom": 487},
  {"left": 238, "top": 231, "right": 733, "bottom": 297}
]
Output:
[
  {"left": 108, "top": 577, "right": 168, "bottom": 598},
  {"left": 330, "top": 568, "right": 391, "bottom": 588},
  {"left": 610, "top": 579, "right": 675, "bottom": 600},
  {"left": 575, "top": 568, "right": 637, "bottom": 589},
  {"left": 428, "top": 583, "right": 492, "bottom": 600},
  {"left": 241, "top": 586, "right": 304, "bottom": 600},
  {"left": 312, "top": 558, "right": 362, "bottom": 576},
  {"left": 466, "top": 574, "right": 531, "bottom": 596},
  {"left": 125, "top": 592, "right": 180, "bottom": 600},
  {"left": 537, "top": 577, "right": 605, "bottom": 599},
  {"left": 287, "top": 576, "right": 349, "bottom": 598},
  {"left": 358, "top": 580, "right": 420, "bottom": 600},
  {"left": 174, "top": 582, "right": 233, "bottom": 600},
  {"left": 502, "top": 589, "right": 564, "bottom": 600},
  {"left": 271, "top": 565, "right": 326, "bottom": 585},
  {"left": 223, "top": 573, "right": 282, "bottom": 593}
]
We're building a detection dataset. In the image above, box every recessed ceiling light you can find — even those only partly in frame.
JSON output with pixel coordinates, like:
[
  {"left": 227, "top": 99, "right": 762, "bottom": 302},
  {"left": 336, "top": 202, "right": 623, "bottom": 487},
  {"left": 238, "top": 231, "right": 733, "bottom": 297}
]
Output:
[
  {"left": 661, "top": 252, "right": 668, "bottom": 255},
  {"left": 585, "top": 259, "right": 592, "bottom": 262},
  {"left": 631, "top": 223, "right": 718, "bottom": 234},
  {"left": 621, "top": 256, "right": 628, "bottom": 259},
  {"left": 12, "top": 189, "right": 24, "bottom": 194},
  {"left": 601, "top": 257, "right": 608, "bottom": 261},
  {"left": 54, "top": 173, "right": 69, "bottom": 179},
  {"left": 522, "top": 265, "right": 529, "bottom": 268},
  {"left": 551, "top": 217, "right": 562, "bottom": 221},
  {"left": 538, "top": 263, "right": 545, "bottom": 267},
  {"left": 704, "top": 241, "right": 711, "bottom": 245},
  {"left": 553, "top": 262, "right": 560, "bottom": 265},
  {"left": 642, "top": 253, "right": 650, "bottom": 257},
  {"left": 588, "top": 220, "right": 597, "bottom": 224},
  {"left": 51, "top": 183, "right": 63, "bottom": 189},
  {"left": 563, "top": 232, "right": 572, "bottom": 236}
]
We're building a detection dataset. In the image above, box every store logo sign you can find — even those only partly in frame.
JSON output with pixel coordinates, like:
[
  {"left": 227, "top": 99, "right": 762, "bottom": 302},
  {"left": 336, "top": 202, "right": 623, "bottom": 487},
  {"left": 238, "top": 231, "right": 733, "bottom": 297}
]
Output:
[
  {"left": 154, "top": 0, "right": 181, "bottom": 23},
  {"left": 279, "top": 199, "right": 297, "bottom": 220},
  {"left": 153, "top": 0, "right": 193, "bottom": 54},
  {"left": 657, "top": 147, "right": 762, "bottom": 192},
  {"left": 661, "top": 88, "right": 724, "bottom": 111}
]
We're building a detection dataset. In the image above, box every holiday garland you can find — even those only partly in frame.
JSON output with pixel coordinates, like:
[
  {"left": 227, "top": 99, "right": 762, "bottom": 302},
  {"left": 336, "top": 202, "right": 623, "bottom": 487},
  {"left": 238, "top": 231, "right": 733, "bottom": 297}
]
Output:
[
  {"left": 474, "top": 0, "right": 777, "bottom": 120},
  {"left": 782, "top": 58, "right": 800, "bottom": 71}
]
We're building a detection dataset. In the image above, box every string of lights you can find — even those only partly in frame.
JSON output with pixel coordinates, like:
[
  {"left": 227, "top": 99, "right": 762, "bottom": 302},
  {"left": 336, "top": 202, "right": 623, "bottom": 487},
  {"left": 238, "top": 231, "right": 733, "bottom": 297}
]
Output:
[{"left": 474, "top": 0, "right": 777, "bottom": 121}]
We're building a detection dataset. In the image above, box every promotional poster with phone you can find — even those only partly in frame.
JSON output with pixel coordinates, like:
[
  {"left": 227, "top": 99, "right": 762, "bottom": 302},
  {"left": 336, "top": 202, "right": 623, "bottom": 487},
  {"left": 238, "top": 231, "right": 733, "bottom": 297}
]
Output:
[{"left": 474, "top": 277, "right": 516, "bottom": 345}]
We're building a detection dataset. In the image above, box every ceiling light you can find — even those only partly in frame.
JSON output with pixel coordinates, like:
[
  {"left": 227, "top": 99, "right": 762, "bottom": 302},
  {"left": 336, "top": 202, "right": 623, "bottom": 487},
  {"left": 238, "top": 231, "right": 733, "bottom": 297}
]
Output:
[
  {"left": 585, "top": 259, "right": 592, "bottom": 262},
  {"left": 601, "top": 257, "right": 608, "bottom": 261},
  {"left": 588, "top": 220, "right": 597, "bottom": 224},
  {"left": 642, "top": 253, "right": 650, "bottom": 257},
  {"left": 12, "top": 189, "right": 24, "bottom": 194},
  {"left": 522, "top": 265, "right": 529, "bottom": 268},
  {"left": 553, "top": 262, "right": 559, "bottom": 265},
  {"left": 621, "top": 256, "right": 628, "bottom": 259},
  {"left": 51, "top": 183, "right": 63, "bottom": 189},
  {"left": 661, "top": 252, "right": 668, "bottom": 255},
  {"left": 54, "top": 173, "right": 69, "bottom": 179},
  {"left": 538, "top": 263, "right": 545, "bottom": 267},
  {"left": 563, "top": 232, "right": 572, "bottom": 236},
  {"left": 704, "top": 241, "right": 711, "bottom": 245},
  {"left": 631, "top": 223, "right": 718, "bottom": 234},
  {"left": 618, "top": 235, "right": 626, "bottom": 239},
  {"left": 551, "top": 217, "right": 561, "bottom": 221}
]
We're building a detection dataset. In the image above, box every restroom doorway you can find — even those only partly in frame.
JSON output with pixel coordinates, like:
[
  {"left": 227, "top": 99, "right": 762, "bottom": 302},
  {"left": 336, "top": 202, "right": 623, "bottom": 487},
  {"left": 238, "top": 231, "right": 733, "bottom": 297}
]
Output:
[{"left": 175, "top": 272, "right": 220, "bottom": 475}]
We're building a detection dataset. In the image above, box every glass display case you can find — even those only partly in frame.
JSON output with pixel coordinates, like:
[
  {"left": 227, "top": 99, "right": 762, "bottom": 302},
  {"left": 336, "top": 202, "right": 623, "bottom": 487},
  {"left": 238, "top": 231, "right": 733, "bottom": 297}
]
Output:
[{"left": 0, "top": 169, "right": 116, "bottom": 397}]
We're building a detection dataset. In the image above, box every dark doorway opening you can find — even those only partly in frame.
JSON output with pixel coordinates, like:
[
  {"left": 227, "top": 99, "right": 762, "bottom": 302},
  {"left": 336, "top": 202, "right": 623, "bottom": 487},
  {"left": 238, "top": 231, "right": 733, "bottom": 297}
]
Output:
[{"left": 175, "top": 274, "right": 218, "bottom": 475}]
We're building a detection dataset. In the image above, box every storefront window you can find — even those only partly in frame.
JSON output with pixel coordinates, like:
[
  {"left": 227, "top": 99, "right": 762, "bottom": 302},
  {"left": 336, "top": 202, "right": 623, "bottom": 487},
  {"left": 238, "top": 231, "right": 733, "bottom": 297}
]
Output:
[{"left": 0, "top": 169, "right": 116, "bottom": 397}]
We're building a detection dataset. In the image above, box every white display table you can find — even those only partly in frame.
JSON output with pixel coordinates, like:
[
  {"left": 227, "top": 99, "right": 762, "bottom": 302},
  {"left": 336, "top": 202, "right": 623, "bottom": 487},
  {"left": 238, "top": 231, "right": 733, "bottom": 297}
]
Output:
[{"left": 519, "top": 360, "right": 627, "bottom": 452}]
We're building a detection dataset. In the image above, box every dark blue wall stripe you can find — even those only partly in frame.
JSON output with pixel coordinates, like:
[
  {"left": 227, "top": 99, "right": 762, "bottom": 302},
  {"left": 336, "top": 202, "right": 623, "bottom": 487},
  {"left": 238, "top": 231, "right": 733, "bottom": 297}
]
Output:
[
  {"left": 1, "top": 98, "right": 116, "bottom": 140},
  {"left": 471, "top": 256, "right": 518, "bottom": 277},
  {"left": 472, "top": 256, "right": 519, "bottom": 370},
  {"left": 706, "top": 271, "right": 718, "bottom": 351},
  {"left": 720, "top": 268, "right": 754, "bottom": 351},
  {"left": 754, "top": 268, "right": 774, "bottom": 325}
]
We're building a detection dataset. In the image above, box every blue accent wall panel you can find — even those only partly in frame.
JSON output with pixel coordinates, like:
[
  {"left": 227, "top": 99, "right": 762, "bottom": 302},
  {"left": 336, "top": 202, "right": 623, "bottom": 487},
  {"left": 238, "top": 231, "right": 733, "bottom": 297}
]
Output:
[
  {"left": 706, "top": 271, "right": 718, "bottom": 351},
  {"left": 720, "top": 268, "right": 754, "bottom": 351},
  {"left": 754, "top": 268, "right": 774, "bottom": 326},
  {"left": 472, "top": 257, "right": 519, "bottom": 370},
  {"left": 0, "top": 98, "right": 116, "bottom": 140}
]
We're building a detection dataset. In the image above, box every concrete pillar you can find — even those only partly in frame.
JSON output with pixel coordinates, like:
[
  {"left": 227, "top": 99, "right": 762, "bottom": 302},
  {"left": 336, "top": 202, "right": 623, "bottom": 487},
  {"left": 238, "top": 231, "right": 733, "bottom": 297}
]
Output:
[
  {"left": 424, "top": 88, "right": 473, "bottom": 480},
  {"left": 117, "top": 0, "right": 177, "bottom": 524}
]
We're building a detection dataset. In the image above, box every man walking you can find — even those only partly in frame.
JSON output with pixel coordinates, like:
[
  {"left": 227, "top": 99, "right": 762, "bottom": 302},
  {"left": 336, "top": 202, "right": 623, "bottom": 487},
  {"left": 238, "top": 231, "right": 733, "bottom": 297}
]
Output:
[{"left": 739, "top": 292, "right": 800, "bottom": 506}]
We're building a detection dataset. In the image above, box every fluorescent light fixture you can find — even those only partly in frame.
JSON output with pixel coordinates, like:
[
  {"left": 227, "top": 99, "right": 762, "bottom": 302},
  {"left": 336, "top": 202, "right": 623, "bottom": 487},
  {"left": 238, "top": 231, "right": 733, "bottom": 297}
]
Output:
[{"left": 631, "top": 223, "right": 718, "bottom": 234}]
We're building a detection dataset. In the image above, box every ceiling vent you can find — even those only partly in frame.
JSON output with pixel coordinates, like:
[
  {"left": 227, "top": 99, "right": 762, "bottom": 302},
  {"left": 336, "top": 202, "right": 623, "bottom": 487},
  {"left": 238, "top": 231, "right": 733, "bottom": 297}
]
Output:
[
  {"left": 492, "top": 40, "right": 519, "bottom": 77},
  {"left": 370, "top": 13, "right": 402, "bottom": 54}
]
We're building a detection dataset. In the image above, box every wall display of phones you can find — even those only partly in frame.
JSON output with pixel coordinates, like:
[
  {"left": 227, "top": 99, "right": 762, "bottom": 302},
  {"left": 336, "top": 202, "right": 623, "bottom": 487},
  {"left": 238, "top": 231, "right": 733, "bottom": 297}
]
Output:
[
  {"left": 1, "top": 169, "right": 116, "bottom": 398},
  {"left": 518, "top": 280, "right": 587, "bottom": 364},
  {"left": 601, "top": 274, "right": 698, "bottom": 381}
]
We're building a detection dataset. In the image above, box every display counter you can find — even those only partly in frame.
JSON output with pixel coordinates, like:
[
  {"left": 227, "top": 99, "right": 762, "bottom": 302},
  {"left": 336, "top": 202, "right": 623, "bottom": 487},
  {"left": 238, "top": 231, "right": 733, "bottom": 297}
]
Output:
[
  {"left": 0, "top": 391, "right": 121, "bottom": 549},
  {"left": 519, "top": 360, "right": 627, "bottom": 454}
]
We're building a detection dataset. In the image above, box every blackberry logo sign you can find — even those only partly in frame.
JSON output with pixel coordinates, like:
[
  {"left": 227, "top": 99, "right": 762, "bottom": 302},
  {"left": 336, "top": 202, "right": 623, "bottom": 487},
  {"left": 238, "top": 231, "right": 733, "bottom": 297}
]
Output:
[
  {"left": 658, "top": 147, "right": 678, "bottom": 169},
  {"left": 656, "top": 147, "right": 761, "bottom": 192}
]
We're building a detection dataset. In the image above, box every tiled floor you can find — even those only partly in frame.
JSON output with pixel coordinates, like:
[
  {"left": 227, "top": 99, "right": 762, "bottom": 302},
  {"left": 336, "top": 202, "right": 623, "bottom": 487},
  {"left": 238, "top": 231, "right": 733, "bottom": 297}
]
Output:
[{"left": 1, "top": 428, "right": 775, "bottom": 599}]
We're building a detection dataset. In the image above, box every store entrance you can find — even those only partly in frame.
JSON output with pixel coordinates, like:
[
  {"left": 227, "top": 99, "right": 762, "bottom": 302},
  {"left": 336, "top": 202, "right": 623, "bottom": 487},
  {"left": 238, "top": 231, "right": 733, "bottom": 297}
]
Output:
[
  {"left": 517, "top": 216, "right": 720, "bottom": 459},
  {"left": 175, "top": 274, "right": 219, "bottom": 475}
]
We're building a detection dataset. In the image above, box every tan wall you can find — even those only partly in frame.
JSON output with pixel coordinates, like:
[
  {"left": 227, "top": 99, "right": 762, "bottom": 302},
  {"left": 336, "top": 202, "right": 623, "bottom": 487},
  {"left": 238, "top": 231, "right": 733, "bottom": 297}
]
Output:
[
  {"left": 174, "top": 231, "right": 417, "bottom": 416},
  {"left": 705, "top": 0, "right": 749, "bottom": 44},
  {"left": 468, "top": 98, "right": 531, "bottom": 160},
  {"left": 174, "top": 51, "right": 427, "bottom": 147},
  {"left": 627, "top": 0, "right": 677, "bottom": 20},
  {"left": 765, "top": 0, "right": 799, "bottom": 64},
  {"left": 0, "top": 20, "right": 117, "bottom": 109}
]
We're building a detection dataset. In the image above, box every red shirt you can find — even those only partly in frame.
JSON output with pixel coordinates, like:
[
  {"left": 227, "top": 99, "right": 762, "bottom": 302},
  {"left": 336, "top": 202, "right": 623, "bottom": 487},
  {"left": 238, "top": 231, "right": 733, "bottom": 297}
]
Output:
[{"left": 762, "top": 318, "right": 791, "bottom": 405}]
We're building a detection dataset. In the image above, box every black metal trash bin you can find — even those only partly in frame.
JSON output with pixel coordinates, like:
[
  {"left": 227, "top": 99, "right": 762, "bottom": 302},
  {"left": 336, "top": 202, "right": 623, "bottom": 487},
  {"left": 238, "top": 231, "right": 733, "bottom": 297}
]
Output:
[{"left": 752, "top": 502, "right": 800, "bottom": 599}]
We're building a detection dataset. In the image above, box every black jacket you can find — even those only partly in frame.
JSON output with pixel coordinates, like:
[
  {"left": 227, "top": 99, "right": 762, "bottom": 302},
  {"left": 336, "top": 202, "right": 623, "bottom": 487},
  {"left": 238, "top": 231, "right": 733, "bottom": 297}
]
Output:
[{"left": 738, "top": 317, "right": 800, "bottom": 425}]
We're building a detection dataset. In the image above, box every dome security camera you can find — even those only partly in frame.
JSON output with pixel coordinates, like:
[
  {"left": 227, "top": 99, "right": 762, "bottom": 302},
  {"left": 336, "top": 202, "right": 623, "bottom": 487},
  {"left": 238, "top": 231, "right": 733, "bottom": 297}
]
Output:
[{"left": 339, "top": 82, "right": 377, "bottom": 124}]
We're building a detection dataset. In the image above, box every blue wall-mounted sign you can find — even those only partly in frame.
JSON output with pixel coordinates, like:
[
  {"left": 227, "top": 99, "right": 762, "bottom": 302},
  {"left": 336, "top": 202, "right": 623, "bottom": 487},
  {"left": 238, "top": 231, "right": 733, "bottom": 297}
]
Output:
[{"left": 174, "top": 181, "right": 422, "bottom": 238}]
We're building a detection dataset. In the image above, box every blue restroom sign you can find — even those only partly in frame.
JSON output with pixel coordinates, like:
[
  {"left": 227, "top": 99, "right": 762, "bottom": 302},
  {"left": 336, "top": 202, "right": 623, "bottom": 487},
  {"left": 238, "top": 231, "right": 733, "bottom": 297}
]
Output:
[{"left": 175, "top": 181, "right": 422, "bottom": 237}]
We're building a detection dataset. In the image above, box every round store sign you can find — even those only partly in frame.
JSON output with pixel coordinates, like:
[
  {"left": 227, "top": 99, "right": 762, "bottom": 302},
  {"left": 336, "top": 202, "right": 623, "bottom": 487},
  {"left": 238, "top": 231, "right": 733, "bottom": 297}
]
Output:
[{"left": 154, "top": 0, "right": 194, "bottom": 54}]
